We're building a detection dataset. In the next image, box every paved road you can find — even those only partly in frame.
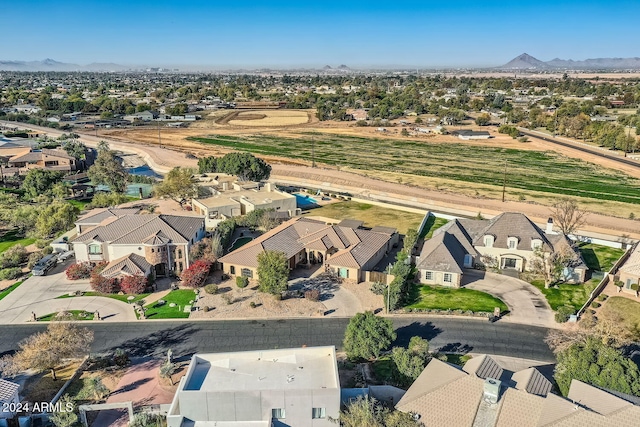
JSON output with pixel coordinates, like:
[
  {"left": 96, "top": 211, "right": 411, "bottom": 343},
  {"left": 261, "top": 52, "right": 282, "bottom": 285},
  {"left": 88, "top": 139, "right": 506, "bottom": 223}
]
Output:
[{"left": 0, "top": 317, "right": 555, "bottom": 362}]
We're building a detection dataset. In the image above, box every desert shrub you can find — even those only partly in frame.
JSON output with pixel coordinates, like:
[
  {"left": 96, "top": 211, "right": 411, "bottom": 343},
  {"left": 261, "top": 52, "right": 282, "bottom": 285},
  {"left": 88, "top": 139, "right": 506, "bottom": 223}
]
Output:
[
  {"left": 112, "top": 348, "right": 129, "bottom": 367},
  {"left": 203, "top": 306, "right": 210, "bottom": 312},
  {"left": 0, "top": 267, "right": 22, "bottom": 280},
  {"left": 597, "top": 294, "right": 608, "bottom": 302},
  {"left": 236, "top": 276, "right": 248, "bottom": 289},
  {"left": 204, "top": 283, "right": 218, "bottom": 294},
  {"left": 159, "top": 362, "right": 177, "bottom": 382},
  {"left": 0, "top": 244, "right": 27, "bottom": 268},
  {"left": 222, "top": 294, "right": 233, "bottom": 305},
  {"left": 34, "top": 239, "right": 52, "bottom": 249},
  {"left": 555, "top": 305, "right": 575, "bottom": 323},
  {"left": 250, "top": 301, "right": 257, "bottom": 308},
  {"left": 304, "top": 289, "right": 320, "bottom": 302},
  {"left": 87, "top": 192, "right": 129, "bottom": 209},
  {"left": 130, "top": 412, "right": 165, "bottom": 427},
  {"left": 65, "top": 262, "right": 94, "bottom": 280},
  {"left": 27, "top": 252, "right": 44, "bottom": 269},
  {"left": 42, "top": 246, "right": 53, "bottom": 255},
  {"left": 120, "top": 274, "right": 148, "bottom": 294},
  {"left": 180, "top": 260, "right": 212, "bottom": 288},
  {"left": 370, "top": 282, "right": 386, "bottom": 295},
  {"left": 591, "top": 301, "right": 601, "bottom": 308}
]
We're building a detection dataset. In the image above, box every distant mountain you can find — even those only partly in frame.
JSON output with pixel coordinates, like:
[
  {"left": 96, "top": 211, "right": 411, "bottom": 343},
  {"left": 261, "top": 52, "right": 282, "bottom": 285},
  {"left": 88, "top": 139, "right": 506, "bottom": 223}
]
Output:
[
  {"left": 0, "top": 58, "right": 128, "bottom": 72},
  {"left": 337, "top": 64, "right": 349, "bottom": 69},
  {"left": 500, "top": 53, "right": 640, "bottom": 70}
]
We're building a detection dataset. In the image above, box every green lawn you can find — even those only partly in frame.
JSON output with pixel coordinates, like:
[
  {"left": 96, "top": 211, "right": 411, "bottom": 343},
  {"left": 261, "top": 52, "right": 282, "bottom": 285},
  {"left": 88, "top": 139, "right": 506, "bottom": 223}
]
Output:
[
  {"left": 228, "top": 236, "right": 253, "bottom": 252},
  {"left": 420, "top": 216, "right": 449, "bottom": 239},
  {"left": 306, "top": 201, "right": 423, "bottom": 234},
  {"left": 407, "top": 284, "right": 508, "bottom": 313},
  {"left": 0, "top": 230, "right": 36, "bottom": 254},
  {"left": 37, "top": 310, "right": 95, "bottom": 321},
  {"left": 143, "top": 289, "right": 196, "bottom": 319},
  {"left": 56, "top": 291, "right": 150, "bottom": 303},
  {"left": 530, "top": 278, "right": 596, "bottom": 311},
  {"left": 0, "top": 280, "right": 24, "bottom": 301},
  {"left": 601, "top": 297, "right": 640, "bottom": 332},
  {"left": 443, "top": 354, "right": 472, "bottom": 366},
  {"left": 577, "top": 243, "right": 625, "bottom": 272},
  {"left": 67, "top": 199, "right": 92, "bottom": 210}
]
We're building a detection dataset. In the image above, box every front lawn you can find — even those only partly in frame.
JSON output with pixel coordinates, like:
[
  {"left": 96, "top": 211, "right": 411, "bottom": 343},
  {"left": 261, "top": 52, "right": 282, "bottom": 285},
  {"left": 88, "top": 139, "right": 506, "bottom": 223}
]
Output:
[
  {"left": 406, "top": 284, "right": 508, "bottom": 313},
  {"left": 143, "top": 289, "right": 196, "bottom": 319},
  {"left": 37, "top": 310, "right": 95, "bottom": 321},
  {"left": 0, "top": 280, "right": 24, "bottom": 301},
  {"left": 530, "top": 278, "right": 596, "bottom": 311},
  {"left": 420, "top": 216, "right": 449, "bottom": 239},
  {"left": 577, "top": 243, "right": 625, "bottom": 272},
  {"left": 0, "top": 230, "right": 36, "bottom": 254},
  {"left": 600, "top": 297, "right": 640, "bottom": 332},
  {"left": 56, "top": 291, "right": 150, "bottom": 304}
]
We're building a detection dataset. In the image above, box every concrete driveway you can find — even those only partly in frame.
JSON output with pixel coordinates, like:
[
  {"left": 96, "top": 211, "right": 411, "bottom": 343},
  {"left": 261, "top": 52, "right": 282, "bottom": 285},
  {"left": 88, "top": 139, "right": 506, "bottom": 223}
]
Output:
[
  {"left": 0, "top": 261, "right": 136, "bottom": 324},
  {"left": 462, "top": 270, "right": 555, "bottom": 328},
  {"left": 288, "top": 275, "right": 362, "bottom": 317}
]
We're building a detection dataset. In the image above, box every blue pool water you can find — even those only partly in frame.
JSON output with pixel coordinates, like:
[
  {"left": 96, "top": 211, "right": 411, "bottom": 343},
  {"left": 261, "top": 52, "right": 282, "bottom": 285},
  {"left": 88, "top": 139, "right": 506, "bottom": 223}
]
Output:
[
  {"left": 294, "top": 193, "right": 318, "bottom": 207},
  {"left": 127, "top": 165, "right": 163, "bottom": 178}
]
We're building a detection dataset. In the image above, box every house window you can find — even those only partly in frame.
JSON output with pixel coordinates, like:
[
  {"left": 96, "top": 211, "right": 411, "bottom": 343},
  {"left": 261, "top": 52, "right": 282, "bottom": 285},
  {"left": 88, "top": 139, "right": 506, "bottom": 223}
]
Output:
[
  {"left": 178, "top": 262, "right": 183, "bottom": 271},
  {"left": 272, "top": 408, "right": 285, "bottom": 419},
  {"left": 312, "top": 408, "right": 326, "bottom": 419},
  {"left": 151, "top": 248, "right": 155, "bottom": 253},
  {"left": 177, "top": 249, "right": 182, "bottom": 259},
  {"left": 230, "top": 266, "right": 236, "bottom": 275},
  {"left": 508, "top": 238, "right": 517, "bottom": 249},
  {"left": 626, "top": 279, "right": 633, "bottom": 289},
  {"left": 531, "top": 240, "right": 542, "bottom": 250},
  {"left": 483, "top": 236, "right": 493, "bottom": 248},
  {"left": 241, "top": 268, "right": 253, "bottom": 278},
  {"left": 88, "top": 244, "right": 102, "bottom": 254},
  {"left": 425, "top": 271, "right": 433, "bottom": 281},
  {"left": 503, "top": 258, "right": 517, "bottom": 269},
  {"left": 443, "top": 273, "right": 452, "bottom": 283}
]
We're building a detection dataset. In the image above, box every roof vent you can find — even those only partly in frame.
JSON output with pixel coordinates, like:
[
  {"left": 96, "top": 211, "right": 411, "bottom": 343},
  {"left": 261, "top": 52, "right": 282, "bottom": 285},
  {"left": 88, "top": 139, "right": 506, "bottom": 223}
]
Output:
[
  {"left": 483, "top": 378, "right": 501, "bottom": 404},
  {"left": 298, "top": 366, "right": 304, "bottom": 370}
]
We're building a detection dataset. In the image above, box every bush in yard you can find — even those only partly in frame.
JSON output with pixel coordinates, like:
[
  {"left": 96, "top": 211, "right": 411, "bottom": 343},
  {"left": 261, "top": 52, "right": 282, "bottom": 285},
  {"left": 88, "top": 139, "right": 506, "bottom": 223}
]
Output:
[
  {"left": 27, "top": 252, "right": 44, "bottom": 269},
  {"left": 236, "top": 276, "right": 248, "bottom": 289},
  {"left": 370, "top": 281, "right": 386, "bottom": 295},
  {"left": 90, "top": 264, "right": 119, "bottom": 293},
  {"left": 591, "top": 301, "right": 601, "bottom": 309},
  {"left": 555, "top": 305, "right": 575, "bottom": 323},
  {"left": 34, "top": 239, "right": 52, "bottom": 249},
  {"left": 120, "top": 274, "right": 148, "bottom": 294},
  {"left": 65, "top": 262, "right": 94, "bottom": 280},
  {"left": 0, "top": 267, "right": 22, "bottom": 280},
  {"left": 257, "top": 250, "right": 289, "bottom": 295},
  {"left": 180, "top": 260, "right": 212, "bottom": 288},
  {"left": 344, "top": 311, "right": 396, "bottom": 361},
  {"left": 0, "top": 244, "right": 27, "bottom": 268},
  {"left": 112, "top": 348, "right": 129, "bottom": 367},
  {"left": 304, "top": 289, "right": 320, "bottom": 302},
  {"left": 204, "top": 283, "right": 219, "bottom": 294}
]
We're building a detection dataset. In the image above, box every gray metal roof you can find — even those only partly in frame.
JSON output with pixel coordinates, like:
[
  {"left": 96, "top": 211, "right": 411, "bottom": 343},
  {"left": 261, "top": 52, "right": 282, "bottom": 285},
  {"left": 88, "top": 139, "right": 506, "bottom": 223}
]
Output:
[
  {"left": 0, "top": 378, "right": 19, "bottom": 401},
  {"left": 101, "top": 253, "right": 152, "bottom": 278}
]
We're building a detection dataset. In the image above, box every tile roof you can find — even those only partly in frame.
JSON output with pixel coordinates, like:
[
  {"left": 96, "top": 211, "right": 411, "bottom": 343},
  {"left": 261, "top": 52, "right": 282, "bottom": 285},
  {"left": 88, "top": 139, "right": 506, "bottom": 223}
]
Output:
[
  {"left": 101, "top": 253, "right": 152, "bottom": 278},
  {"left": 73, "top": 214, "right": 203, "bottom": 245},
  {"left": 471, "top": 212, "right": 552, "bottom": 250},
  {"left": 619, "top": 243, "right": 640, "bottom": 276},
  {"left": 511, "top": 367, "right": 553, "bottom": 397},
  {"left": 76, "top": 208, "right": 141, "bottom": 225},
  {"left": 0, "top": 378, "right": 19, "bottom": 402},
  {"left": 416, "top": 231, "right": 469, "bottom": 274},
  {"left": 462, "top": 354, "right": 504, "bottom": 380},
  {"left": 219, "top": 217, "right": 392, "bottom": 270}
]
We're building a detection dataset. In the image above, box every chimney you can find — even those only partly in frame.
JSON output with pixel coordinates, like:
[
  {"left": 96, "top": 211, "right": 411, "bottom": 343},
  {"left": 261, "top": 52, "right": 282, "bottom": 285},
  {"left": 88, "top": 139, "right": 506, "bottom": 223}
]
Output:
[
  {"left": 222, "top": 182, "right": 229, "bottom": 191},
  {"left": 264, "top": 182, "right": 274, "bottom": 192},
  {"left": 546, "top": 218, "right": 554, "bottom": 234}
]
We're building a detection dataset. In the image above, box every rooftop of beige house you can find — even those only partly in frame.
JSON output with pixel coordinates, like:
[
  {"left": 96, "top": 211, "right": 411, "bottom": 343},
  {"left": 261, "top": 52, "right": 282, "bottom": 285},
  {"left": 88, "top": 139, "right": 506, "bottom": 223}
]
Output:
[
  {"left": 193, "top": 185, "right": 295, "bottom": 209},
  {"left": 619, "top": 242, "right": 640, "bottom": 276}
]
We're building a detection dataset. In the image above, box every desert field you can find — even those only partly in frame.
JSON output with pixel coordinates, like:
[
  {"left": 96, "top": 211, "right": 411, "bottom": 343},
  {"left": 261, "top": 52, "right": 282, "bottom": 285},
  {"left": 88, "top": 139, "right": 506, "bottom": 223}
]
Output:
[{"left": 219, "top": 110, "right": 311, "bottom": 127}]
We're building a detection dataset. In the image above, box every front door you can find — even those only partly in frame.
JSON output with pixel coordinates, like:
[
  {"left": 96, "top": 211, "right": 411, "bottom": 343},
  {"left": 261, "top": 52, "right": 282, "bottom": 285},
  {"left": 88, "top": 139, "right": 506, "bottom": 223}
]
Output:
[
  {"left": 502, "top": 258, "right": 517, "bottom": 269},
  {"left": 155, "top": 263, "right": 166, "bottom": 277}
]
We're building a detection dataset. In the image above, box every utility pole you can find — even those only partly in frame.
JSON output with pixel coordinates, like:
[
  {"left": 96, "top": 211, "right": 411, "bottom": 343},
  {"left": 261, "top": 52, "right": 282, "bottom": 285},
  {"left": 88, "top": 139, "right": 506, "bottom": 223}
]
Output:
[{"left": 502, "top": 160, "right": 507, "bottom": 203}]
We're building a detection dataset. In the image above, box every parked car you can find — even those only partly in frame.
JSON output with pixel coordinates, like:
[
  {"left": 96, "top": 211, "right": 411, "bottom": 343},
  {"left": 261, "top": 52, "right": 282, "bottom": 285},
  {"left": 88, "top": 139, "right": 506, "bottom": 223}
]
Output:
[
  {"left": 32, "top": 254, "right": 59, "bottom": 276},
  {"left": 57, "top": 250, "right": 75, "bottom": 263}
]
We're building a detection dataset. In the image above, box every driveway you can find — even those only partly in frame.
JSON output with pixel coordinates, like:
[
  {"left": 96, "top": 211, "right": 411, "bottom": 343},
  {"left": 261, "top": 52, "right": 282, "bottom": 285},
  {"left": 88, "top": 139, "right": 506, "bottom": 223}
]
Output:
[
  {"left": 0, "top": 261, "right": 136, "bottom": 324},
  {"left": 288, "top": 275, "right": 362, "bottom": 317},
  {"left": 462, "top": 270, "right": 555, "bottom": 328}
]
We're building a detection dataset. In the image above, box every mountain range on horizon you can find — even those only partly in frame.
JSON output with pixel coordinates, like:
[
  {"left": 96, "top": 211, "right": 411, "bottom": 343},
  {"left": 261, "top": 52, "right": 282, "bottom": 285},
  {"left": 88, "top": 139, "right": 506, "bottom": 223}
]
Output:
[
  {"left": 3, "top": 55, "right": 640, "bottom": 72},
  {"left": 500, "top": 53, "right": 640, "bottom": 70}
]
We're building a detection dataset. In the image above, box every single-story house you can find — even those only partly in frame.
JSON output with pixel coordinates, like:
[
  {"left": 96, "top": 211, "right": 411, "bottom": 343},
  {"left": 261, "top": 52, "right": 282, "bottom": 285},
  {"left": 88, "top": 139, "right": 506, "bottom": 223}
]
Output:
[
  {"left": 617, "top": 243, "right": 640, "bottom": 295},
  {"left": 6, "top": 148, "right": 76, "bottom": 173},
  {"left": 453, "top": 130, "right": 491, "bottom": 140}
]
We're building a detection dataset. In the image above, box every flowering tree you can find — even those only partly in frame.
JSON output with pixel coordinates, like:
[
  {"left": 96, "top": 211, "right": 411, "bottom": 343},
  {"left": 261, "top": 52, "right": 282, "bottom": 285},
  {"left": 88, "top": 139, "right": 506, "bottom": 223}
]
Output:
[
  {"left": 65, "top": 262, "right": 94, "bottom": 280},
  {"left": 181, "top": 260, "right": 212, "bottom": 288},
  {"left": 120, "top": 274, "right": 149, "bottom": 294}
]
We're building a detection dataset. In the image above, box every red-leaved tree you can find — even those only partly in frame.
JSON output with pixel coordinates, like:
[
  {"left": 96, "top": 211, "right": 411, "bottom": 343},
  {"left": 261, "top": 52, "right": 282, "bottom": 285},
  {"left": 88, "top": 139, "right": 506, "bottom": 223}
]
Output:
[
  {"left": 180, "top": 260, "right": 212, "bottom": 288},
  {"left": 119, "top": 274, "right": 148, "bottom": 294},
  {"left": 89, "top": 262, "right": 119, "bottom": 293},
  {"left": 65, "top": 262, "right": 94, "bottom": 280}
]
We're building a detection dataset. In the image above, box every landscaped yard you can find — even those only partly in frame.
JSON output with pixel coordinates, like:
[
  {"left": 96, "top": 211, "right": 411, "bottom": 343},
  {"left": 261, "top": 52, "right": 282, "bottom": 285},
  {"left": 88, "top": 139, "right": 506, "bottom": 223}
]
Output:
[
  {"left": 143, "top": 289, "right": 196, "bottom": 319},
  {"left": 67, "top": 199, "right": 92, "bottom": 210},
  {"left": 530, "top": 278, "right": 596, "bottom": 311},
  {"left": 0, "top": 280, "right": 24, "bottom": 301},
  {"left": 21, "top": 361, "right": 81, "bottom": 403},
  {"left": 56, "top": 291, "right": 150, "bottom": 304},
  {"left": 305, "top": 201, "right": 423, "bottom": 234},
  {"left": 406, "top": 284, "right": 508, "bottom": 313},
  {"left": 229, "top": 236, "right": 253, "bottom": 252},
  {"left": 420, "top": 215, "right": 449, "bottom": 239},
  {"left": 600, "top": 297, "right": 640, "bottom": 332},
  {"left": 0, "top": 230, "right": 36, "bottom": 254},
  {"left": 578, "top": 243, "right": 625, "bottom": 272},
  {"left": 37, "top": 310, "right": 95, "bottom": 321}
]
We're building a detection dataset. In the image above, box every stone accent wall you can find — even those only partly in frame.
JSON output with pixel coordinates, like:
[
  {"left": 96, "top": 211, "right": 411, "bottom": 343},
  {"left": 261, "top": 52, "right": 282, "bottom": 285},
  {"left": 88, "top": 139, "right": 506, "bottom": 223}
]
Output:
[{"left": 144, "top": 244, "right": 168, "bottom": 265}]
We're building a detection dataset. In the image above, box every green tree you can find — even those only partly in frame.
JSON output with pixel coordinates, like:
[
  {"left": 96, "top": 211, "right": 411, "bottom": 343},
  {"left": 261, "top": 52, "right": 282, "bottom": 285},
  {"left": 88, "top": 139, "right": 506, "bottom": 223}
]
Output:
[
  {"left": 61, "top": 140, "right": 86, "bottom": 160},
  {"left": 87, "top": 146, "right": 128, "bottom": 193},
  {"left": 257, "top": 250, "right": 289, "bottom": 295},
  {"left": 391, "top": 336, "right": 431, "bottom": 385},
  {"left": 22, "top": 169, "right": 65, "bottom": 198},
  {"left": 49, "top": 394, "right": 78, "bottom": 427},
  {"left": 344, "top": 311, "right": 396, "bottom": 361},
  {"left": 475, "top": 113, "right": 491, "bottom": 126},
  {"left": 153, "top": 167, "right": 199, "bottom": 203},
  {"left": 35, "top": 201, "right": 78, "bottom": 238},
  {"left": 554, "top": 337, "right": 640, "bottom": 396},
  {"left": 332, "top": 396, "right": 422, "bottom": 427},
  {"left": 403, "top": 228, "right": 419, "bottom": 256},
  {"left": 200, "top": 152, "right": 272, "bottom": 181}
]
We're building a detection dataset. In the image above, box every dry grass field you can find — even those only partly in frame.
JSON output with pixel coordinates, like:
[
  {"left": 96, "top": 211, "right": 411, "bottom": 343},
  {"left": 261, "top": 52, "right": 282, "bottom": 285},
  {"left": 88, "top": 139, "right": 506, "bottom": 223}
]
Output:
[{"left": 222, "top": 109, "right": 311, "bottom": 127}]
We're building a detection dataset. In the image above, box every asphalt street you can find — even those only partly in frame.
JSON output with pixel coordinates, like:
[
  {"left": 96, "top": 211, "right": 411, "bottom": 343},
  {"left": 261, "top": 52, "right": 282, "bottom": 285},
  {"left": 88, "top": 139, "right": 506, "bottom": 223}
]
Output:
[{"left": 0, "top": 317, "right": 555, "bottom": 362}]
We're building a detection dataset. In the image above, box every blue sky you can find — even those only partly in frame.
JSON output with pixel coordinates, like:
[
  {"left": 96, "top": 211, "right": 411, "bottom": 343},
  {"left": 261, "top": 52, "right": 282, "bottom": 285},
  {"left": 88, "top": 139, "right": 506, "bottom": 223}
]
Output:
[{"left": 4, "top": 0, "right": 639, "bottom": 68}]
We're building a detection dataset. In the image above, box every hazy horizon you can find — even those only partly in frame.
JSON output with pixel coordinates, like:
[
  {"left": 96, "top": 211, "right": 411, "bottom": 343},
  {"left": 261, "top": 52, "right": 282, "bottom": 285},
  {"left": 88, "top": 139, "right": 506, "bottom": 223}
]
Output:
[{"left": 3, "top": 0, "right": 639, "bottom": 68}]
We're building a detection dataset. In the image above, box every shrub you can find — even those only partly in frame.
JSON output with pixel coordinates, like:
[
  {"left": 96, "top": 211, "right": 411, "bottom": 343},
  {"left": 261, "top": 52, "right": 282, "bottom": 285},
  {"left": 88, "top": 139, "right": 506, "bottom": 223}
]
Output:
[
  {"left": 0, "top": 244, "right": 27, "bottom": 268},
  {"left": 130, "top": 413, "right": 165, "bottom": 427},
  {"left": 27, "top": 252, "right": 44, "bottom": 269},
  {"left": 597, "top": 294, "right": 608, "bottom": 302},
  {"left": 304, "top": 289, "right": 320, "bottom": 302},
  {"left": 591, "top": 301, "right": 601, "bottom": 308},
  {"left": 180, "top": 260, "right": 212, "bottom": 288},
  {"left": 120, "top": 274, "right": 148, "bottom": 294},
  {"left": 90, "top": 263, "right": 119, "bottom": 293},
  {"left": 222, "top": 294, "right": 233, "bottom": 305},
  {"left": 631, "top": 283, "right": 640, "bottom": 292},
  {"left": 370, "top": 282, "right": 386, "bottom": 295},
  {"left": 236, "top": 276, "right": 248, "bottom": 289},
  {"left": 555, "top": 305, "right": 575, "bottom": 323},
  {"left": 0, "top": 267, "right": 22, "bottom": 280},
  {"left": 614, "top": 280, "right": 624, "bottom": 288},
  {"left": 204, "top": 284, "right": 219, "bottom": 294},
  {"left": 112, "top": 348, "right": 129, "bottom": 367},
  {"left": 250, "top": 301, "right": 257, "bottom": 308},
  {"left": 203, "top": 306, "right": 210, "bottom": 312},
  {"left": 42, "top": 246, "right": 53, "bottom": 255},
  {"left": 34, "top": 239, "right": 52, "bottom": 249},
  {"left": 65, "top": 262, "right": 94, "bottom": 280}
]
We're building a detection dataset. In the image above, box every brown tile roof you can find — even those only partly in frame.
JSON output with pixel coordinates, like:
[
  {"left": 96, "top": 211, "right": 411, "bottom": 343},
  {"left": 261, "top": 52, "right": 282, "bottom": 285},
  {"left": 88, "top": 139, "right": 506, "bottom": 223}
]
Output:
[
  {"left": 472, "top": 212, "right": 552, "bottom": 250},
  {"left": 101, "top": 253, "right": 152, "bottom": 278},
  {"left": 76, "top": 208, "right": 141, "bottom": 225},
  {"left": 9, "top": 148, "right": 74, "bottom": 163},
  {"left": 416, "top": 231, "right": 469, "bottom": 274}
]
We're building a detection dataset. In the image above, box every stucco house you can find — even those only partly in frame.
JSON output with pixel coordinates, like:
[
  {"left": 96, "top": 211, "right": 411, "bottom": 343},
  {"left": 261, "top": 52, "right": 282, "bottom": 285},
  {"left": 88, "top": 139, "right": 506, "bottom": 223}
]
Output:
[
  {"left": 416, "top": 213, "right": 587, "bottom": 287},
  {"left": 5, "top": 148, "right": 76, "bottom": 174},
  {"left": 219, "top": 217, "right": 397, "bottom": 282},
  {"left": 616, "top": 243, "right": 640, "bottom": 295},
  {"left": 72, "top": 210, "right": 205, "bottom": 278},
  {"left": 166, "top": 346, "right": 340, "bottom": 427}
]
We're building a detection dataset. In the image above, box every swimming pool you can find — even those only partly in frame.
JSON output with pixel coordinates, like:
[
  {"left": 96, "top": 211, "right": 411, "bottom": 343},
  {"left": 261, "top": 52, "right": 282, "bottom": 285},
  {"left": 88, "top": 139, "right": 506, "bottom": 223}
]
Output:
[{"left": 294, "top": 193, "right": 318, "bottom": 207}]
